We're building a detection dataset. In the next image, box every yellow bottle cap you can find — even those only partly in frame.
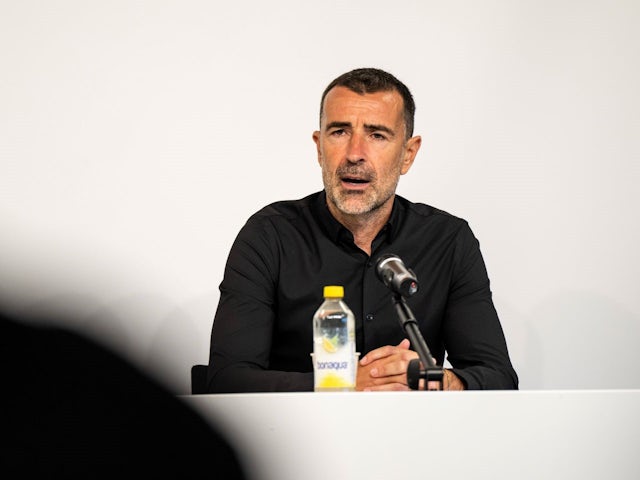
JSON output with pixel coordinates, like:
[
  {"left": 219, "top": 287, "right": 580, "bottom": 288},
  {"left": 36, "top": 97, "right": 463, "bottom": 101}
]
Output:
[{"left": 323, "top": 285, "right": 344, "bottom": 298}]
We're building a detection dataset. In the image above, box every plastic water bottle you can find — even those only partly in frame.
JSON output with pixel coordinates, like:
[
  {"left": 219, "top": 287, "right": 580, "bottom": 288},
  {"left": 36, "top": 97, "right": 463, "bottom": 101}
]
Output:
[{"left": 312, "top": 285, "right": 357, "bottom": 391}]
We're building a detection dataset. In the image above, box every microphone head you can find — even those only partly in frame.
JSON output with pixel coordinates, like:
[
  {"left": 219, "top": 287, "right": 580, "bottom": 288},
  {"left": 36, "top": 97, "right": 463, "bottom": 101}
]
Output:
[
  {"left": 374, "top": 253, "right": 398, "bottom": 283},
  {"left": 375, "top": 253, "right": 419, "bottom": 297}
]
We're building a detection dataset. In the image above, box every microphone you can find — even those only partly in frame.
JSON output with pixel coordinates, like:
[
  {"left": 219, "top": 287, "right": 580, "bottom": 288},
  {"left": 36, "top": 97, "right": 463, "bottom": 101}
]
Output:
[
  {"left": 376, "top": 253, "right": 442, "bottom": 389},
  {"left": 375, "top": 253, "right": 419, "bottom": 298}
]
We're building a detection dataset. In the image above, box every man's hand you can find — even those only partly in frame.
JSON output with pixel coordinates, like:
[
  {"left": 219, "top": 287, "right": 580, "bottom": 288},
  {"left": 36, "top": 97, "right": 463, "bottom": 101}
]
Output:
[
  {"left": 356, "top": 339, "right": 417, "bottom": 391},
  {"left": 356, "top": 339, "right": 465, "bottom": 391}
]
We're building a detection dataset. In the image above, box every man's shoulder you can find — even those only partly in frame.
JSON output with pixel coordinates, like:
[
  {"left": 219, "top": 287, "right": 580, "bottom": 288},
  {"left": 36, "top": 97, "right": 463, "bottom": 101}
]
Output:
[
  {"left": 397, "top": 195, "right": 468, "bottom": 228},
  {"left": 248, "top": 192, "right": 319, "bottom": 223}
]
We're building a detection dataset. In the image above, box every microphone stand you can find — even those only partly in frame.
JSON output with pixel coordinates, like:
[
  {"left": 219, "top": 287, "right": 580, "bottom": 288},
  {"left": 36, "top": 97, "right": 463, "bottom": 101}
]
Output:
[{"left": 390, "top": 293, "right": 443, "bottom": 391}]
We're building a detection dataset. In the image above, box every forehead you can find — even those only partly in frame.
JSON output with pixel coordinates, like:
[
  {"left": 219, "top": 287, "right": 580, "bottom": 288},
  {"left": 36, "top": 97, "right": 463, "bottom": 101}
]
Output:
[{"left": 321, "top": 86, "right": 404, "bottom": 126}]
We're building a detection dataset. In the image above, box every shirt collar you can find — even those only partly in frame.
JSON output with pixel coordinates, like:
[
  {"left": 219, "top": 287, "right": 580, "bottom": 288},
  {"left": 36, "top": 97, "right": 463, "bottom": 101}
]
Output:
[{"left": 313, "top": 190, "right": 404, "bottom": 246}]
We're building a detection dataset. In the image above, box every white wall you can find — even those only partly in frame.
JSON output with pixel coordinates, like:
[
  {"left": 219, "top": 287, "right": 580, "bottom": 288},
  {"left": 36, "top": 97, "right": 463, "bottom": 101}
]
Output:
[{"left": 1, "top": 0, "right": 638, "bottom": 393}]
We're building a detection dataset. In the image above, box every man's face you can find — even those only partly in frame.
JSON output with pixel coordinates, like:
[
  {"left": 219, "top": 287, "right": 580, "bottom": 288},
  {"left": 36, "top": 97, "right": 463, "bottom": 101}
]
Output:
[{"left": 313, "top": 86, "right": 421, "bottom": 219}]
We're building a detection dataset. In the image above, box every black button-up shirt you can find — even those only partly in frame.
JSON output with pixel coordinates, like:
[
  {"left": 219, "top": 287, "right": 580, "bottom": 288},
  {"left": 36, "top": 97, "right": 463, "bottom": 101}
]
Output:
[{"left": 208, "top": 191, "right": 518, "bottom": 392}]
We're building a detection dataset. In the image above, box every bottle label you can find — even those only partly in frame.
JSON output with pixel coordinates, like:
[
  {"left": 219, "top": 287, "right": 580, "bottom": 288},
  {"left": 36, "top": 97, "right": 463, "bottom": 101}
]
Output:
[{"left": 313, "top": 349, "right": 357, "bottom": 391}]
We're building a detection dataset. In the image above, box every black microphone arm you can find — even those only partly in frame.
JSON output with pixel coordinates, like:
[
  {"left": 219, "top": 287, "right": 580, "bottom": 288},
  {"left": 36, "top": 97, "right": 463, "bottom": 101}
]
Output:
[
  {"left": 375, "top": 254, "right": 444, "bottom": 391},
  {"left": 391, "top": 295, "right": 444, "bottom": 390}
]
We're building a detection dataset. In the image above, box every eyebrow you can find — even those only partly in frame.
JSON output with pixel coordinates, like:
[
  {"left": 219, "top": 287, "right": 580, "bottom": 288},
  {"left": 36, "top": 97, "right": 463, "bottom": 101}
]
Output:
[
  {"left": 325, "top": 121, "right": 351, "bottom": 131},
  {"left": 325, "top": 121, "right": 396, "bottom": 137},
  {"left": 365, "top": 123, "right": 396, "bottom": 137}
]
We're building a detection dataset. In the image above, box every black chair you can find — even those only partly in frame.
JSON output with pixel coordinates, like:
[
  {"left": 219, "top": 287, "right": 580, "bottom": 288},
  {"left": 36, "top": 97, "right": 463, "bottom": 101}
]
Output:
[{"left": 191, "top": 364, "right": 209, "bottom": 394}]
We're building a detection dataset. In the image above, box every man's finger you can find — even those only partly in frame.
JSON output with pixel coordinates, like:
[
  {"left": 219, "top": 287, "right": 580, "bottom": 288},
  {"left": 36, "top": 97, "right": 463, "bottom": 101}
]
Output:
[{"left": 360, "top": 340, "right": 411, "bottom": 365}]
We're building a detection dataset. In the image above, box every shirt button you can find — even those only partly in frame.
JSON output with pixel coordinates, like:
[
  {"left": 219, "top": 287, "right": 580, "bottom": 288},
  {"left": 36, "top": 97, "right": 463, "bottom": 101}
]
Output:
[{"left": 365, "top": 313, "right": 374, "bottom": 322}]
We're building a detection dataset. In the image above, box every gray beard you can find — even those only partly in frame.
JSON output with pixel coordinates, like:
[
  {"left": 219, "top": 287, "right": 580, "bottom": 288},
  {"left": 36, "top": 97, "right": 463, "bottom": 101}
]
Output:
[{"left": 328, "top": 187, "right": 395, "bottom": 217}]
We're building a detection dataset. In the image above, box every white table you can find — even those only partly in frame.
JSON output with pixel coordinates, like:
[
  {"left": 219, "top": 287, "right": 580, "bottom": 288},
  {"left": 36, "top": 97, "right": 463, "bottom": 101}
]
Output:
[{"left": 182, "top": 390, "right": 640, "bottom": 480}]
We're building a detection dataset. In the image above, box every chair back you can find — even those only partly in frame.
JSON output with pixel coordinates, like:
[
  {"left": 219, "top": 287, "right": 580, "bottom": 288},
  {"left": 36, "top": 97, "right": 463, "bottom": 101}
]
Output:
[{"left": 191, "top": 364, "right": 208, "bottom": 394}]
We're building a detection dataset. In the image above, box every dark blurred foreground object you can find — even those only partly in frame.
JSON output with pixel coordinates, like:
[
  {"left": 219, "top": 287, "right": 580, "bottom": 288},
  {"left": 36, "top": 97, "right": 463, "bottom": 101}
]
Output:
[{"left": 0, "top": 310, "right": 247, "bottom": 479}]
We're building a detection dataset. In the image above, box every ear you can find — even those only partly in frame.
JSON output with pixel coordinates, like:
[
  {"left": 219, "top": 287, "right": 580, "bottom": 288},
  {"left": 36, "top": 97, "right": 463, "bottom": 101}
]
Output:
[
  {"left": 312, "top": 131, "right": 322, "bottom": 165},
  {"left": 400, "top": 135, "right": 421, "bottom": 175}
]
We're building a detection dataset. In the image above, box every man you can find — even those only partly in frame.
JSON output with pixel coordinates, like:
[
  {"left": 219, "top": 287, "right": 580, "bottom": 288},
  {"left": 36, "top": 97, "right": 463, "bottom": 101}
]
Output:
[{"left": 207, "top": 68, "right": 518, "bottom": 392}]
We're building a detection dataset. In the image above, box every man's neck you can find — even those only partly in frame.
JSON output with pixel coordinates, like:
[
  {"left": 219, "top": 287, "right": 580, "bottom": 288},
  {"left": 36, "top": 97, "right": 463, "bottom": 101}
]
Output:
[{"left": 328, "top": 198, "right": 394, "bottom": 256}]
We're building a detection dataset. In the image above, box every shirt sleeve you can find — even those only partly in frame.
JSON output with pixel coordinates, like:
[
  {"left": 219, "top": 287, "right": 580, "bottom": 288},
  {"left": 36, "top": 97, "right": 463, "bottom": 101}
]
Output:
[
  {"left": 206, "top": 214, "right": 314, "bottom": 393},
  {"left": 443, "top": 222, "right": 519, "bottom": 390}
]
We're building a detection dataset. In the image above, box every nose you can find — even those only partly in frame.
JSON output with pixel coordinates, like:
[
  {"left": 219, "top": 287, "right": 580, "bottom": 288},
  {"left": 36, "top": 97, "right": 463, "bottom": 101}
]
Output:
[{"left": 346, "top": 132, "right": 366, "bottom": 163}]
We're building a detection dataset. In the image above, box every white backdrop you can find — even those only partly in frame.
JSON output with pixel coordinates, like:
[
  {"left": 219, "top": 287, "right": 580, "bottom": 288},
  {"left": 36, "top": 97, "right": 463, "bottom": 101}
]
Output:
[{"left": 1, "top": 0, "right": 639, "bottom": 393}]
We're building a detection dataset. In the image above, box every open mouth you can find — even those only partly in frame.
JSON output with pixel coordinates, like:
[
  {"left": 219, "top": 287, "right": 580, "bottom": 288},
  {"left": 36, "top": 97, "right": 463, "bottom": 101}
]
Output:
[{"left": 342, "top": 176, "right": 370, "bottom": 185}]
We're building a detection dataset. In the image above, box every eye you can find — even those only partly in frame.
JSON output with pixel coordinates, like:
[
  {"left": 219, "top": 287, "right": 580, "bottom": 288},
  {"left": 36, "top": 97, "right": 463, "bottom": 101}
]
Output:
[
  {"left": 330, "top": 129, "right": 346, "bottom": 137},
  {"left": 371, "top": 132, "right": 387, "bottom": 141}
]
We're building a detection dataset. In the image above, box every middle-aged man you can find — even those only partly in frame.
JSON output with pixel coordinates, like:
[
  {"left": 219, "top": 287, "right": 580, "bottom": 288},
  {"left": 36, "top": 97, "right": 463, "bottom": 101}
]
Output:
[{"left": 207, "top": 67, "right": 518, "bottom": 392}]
